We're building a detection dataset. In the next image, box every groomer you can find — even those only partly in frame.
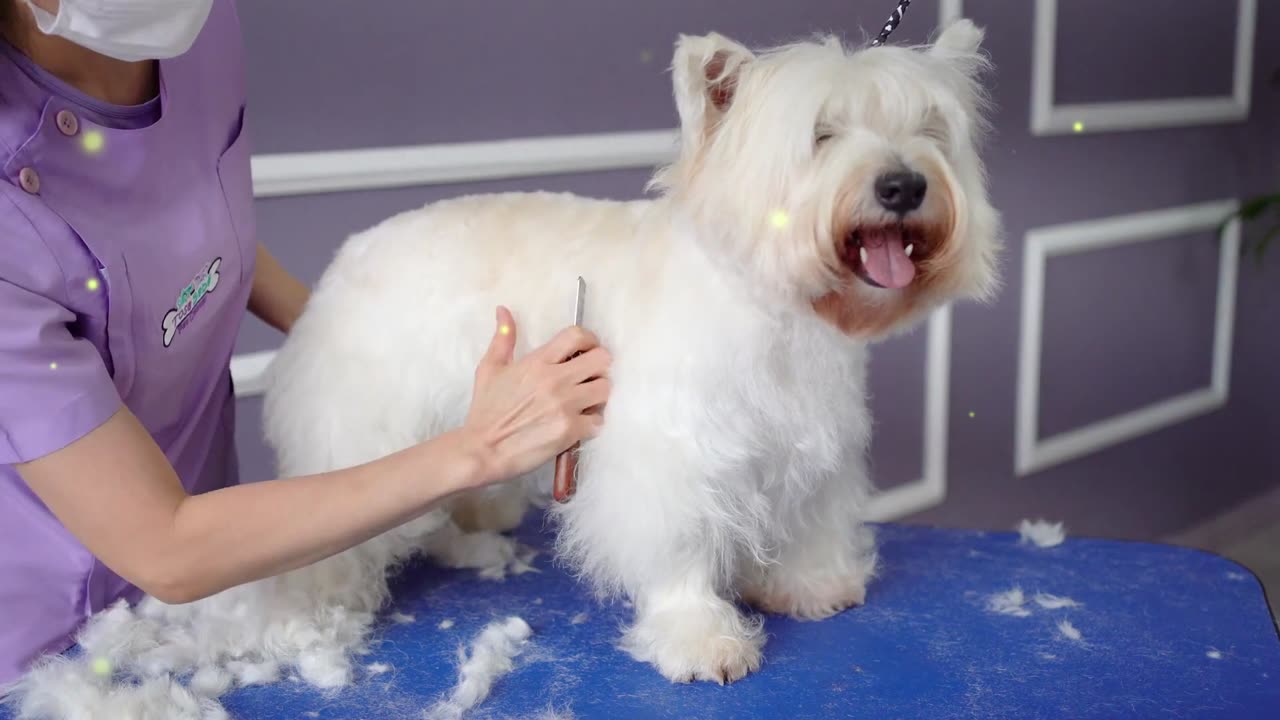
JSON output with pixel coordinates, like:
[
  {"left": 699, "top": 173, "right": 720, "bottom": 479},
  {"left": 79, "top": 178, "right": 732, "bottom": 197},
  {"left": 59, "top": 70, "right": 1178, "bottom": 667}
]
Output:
[{"left": 0, "top": 0, "right": 612, "bottom": 686}]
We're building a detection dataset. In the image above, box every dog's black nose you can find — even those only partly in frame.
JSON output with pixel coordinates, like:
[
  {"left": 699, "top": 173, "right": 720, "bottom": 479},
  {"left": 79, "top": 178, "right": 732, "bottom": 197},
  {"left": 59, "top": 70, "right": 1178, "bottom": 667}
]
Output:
[{"left": 875, "top": 171, "right": 928, "bottom": 214}]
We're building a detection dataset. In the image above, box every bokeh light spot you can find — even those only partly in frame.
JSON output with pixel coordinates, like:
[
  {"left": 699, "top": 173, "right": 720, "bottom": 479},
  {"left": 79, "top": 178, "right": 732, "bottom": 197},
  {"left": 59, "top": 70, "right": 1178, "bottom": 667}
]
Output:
[
  {"left": 81, "top": 130, "right": 105, "bottom": 154},
  {"left": 86, "top": 277, "right": 101, "bottom": 292},
  {"left": 91, "top": 657, "right": 111, "bottom": 676},
  {"left": 769, "top": 210, "right": 789, "bottom": 229},
  {"left": 1071, "top": 121, "right": 1085, "bottom": 133}
]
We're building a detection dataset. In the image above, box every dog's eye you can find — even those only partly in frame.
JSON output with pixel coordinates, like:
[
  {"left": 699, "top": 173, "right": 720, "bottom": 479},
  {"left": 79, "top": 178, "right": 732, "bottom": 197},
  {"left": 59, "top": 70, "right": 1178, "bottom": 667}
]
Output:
[
  {"left": 814, "top": 129, "right": 836, "bottom": 147},
  {"left": 920, "top": 114, "right": 951, "bottom": 147}
]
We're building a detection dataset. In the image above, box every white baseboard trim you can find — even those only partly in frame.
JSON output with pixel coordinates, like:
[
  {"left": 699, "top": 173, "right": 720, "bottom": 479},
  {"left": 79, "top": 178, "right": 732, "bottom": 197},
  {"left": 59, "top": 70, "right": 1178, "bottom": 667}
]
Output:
[
  {"left": 251, "top": 130, "right": 681, "bottom": 198},
  {"left": 1163, "top": 485, "right": 1280, "bottom": 551}
]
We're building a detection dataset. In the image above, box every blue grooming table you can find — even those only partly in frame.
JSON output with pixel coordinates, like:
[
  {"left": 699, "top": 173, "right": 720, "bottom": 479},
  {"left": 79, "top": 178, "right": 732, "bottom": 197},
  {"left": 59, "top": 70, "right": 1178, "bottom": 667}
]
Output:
[{"left": 11, "top": 522, "right": 1280, "bottom": 719}]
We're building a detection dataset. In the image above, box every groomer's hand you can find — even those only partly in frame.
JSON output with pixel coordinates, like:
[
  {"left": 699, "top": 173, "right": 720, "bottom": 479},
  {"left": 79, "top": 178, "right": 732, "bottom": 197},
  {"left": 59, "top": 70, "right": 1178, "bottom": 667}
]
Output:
[{"left": 462, "top": 306, "right": 610, "bottom": 487}]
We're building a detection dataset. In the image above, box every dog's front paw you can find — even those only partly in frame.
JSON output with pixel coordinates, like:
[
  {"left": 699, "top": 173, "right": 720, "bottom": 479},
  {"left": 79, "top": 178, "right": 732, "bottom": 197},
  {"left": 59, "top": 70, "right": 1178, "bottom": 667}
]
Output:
[
  {"left": 742, "top": 575, "right": 867, "bottom": 621},
  {"left": 622, "top": 601, "right": 764, "bottom": 684}
]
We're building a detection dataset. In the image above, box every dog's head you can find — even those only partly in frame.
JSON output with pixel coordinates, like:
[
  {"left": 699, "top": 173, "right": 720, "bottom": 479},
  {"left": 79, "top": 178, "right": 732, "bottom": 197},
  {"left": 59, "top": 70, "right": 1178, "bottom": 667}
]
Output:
[{"left": 651, "top": 20, "right": 1001, "bottom": 338}]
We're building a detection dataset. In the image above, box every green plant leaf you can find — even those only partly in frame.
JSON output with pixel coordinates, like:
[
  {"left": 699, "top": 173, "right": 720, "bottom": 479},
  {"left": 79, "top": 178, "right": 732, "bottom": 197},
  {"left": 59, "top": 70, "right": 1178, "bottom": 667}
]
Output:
[
  {"left": 1223, "top": 193, "right": 1280, "bottom": 234},
  {"left": 1240, "top": 194, "right": 1280, "bottom": 221},
  {"left": 1254, "top": 224, "right": 1280, "bottom": 267}
]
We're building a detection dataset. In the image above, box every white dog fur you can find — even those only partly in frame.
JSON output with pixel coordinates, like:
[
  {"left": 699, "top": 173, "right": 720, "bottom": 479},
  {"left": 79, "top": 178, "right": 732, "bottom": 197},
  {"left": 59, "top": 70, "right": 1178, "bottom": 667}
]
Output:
[{"left": 6, "top": 20, "right": 999, "bottom": 717}]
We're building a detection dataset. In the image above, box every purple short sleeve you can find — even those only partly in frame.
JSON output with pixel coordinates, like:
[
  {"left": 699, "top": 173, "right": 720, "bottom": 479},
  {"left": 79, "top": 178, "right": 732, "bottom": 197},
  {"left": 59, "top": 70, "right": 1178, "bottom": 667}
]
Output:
[{"left": 0, "top": 214, "right": 121, "bottom": 465}]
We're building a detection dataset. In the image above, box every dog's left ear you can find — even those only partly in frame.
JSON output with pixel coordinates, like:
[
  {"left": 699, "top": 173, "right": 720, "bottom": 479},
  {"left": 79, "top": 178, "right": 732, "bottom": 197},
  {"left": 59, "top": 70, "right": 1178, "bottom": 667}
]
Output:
[
  {"left": 671, "top": 33, "right": 755, "bottom": 154},
  {"left": 930, "top": 18, "right": 985, "bottom": 57}
]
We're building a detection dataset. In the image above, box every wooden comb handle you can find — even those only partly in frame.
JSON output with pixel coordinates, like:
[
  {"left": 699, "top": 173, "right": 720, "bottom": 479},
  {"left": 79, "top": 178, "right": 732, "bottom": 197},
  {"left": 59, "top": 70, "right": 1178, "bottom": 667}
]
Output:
[{"left": 553, "top": 446, "right": 578, "bottom": 503}]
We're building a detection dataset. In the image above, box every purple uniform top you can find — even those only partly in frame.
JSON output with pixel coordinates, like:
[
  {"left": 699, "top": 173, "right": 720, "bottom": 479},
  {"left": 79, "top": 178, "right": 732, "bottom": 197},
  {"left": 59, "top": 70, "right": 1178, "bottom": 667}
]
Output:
[{"left": 0, "top": 0, "right": 253, "bottom": 685}]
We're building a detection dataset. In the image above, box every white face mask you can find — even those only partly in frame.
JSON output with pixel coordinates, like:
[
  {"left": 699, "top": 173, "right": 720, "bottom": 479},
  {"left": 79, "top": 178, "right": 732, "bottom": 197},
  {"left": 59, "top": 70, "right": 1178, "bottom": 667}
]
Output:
[{"left": 23, "top": 0, "right": 215, "bottom": 62}]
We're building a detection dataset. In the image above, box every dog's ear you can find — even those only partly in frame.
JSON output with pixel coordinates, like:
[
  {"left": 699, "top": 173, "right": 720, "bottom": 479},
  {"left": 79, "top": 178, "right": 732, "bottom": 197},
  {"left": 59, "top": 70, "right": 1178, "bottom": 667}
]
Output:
[
  {"left": 930, "top": 19, "right": 984, "bottom": 56},
  {"left": 671, "top": 33, "right": 755, "bottom": 152}
]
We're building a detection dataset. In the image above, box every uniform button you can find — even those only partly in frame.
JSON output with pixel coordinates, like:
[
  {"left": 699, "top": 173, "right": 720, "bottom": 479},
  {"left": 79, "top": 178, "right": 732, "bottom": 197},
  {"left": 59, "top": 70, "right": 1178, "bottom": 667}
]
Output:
[
  {"left": 18, "top": 167, "right": 39, "bottom": 194},
  {"left": 55, "top": 110, "right": 79, "bottom": 136}
]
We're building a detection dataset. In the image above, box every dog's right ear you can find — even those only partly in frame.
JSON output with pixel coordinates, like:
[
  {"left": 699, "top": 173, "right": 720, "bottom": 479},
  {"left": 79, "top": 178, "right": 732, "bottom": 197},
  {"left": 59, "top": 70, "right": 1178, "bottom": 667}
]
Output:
[
  {"left": 671, "top": 33, "right": 755, "bottom": 154},
  {"left": 931, "top": 18, "right": 984, "bottom": 55}
]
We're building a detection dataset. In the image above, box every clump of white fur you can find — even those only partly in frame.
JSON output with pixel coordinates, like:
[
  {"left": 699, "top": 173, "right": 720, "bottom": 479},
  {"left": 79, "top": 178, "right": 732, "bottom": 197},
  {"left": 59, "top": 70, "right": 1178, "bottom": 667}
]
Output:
[
  {"left": 1057, "top": 620, "right": 1083, "bottom": 642},
  {"left": 2, "top": 524, "right": 530, "bottom": 718},
  {"left": 189, "top": 665, "right": 232, "bottom": 697},
  {"left": 1018, "top": 519, "right": 1066, "bottom": 548},
  {"left": 5, "top": 18, "right": 1001, "bottom": 706},
  {"left": 987, "top": 588, "right": 1032, "bottom": 617},
  {"left": 7, "top": 655, "right": 229, "bottom": 720},
  {"left": 425, "top": 617, "right": 533, "bottom": 720},
  {"left": 1032, "top": 593, "right": 1079, "bottom": 609}
]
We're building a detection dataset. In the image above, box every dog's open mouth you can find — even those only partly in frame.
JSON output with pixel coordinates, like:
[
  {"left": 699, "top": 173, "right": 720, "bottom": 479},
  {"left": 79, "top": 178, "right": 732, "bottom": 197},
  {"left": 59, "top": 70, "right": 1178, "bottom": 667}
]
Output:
[{"left": 841, "top": 225, "right": 925, "bottom": 289}]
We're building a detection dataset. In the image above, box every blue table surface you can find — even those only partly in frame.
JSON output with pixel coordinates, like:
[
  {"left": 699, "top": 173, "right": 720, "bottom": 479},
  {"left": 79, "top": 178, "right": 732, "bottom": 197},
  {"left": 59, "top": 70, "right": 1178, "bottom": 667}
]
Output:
[{"left": 13, "top": 522, "right": 1280, "bottom": 719}]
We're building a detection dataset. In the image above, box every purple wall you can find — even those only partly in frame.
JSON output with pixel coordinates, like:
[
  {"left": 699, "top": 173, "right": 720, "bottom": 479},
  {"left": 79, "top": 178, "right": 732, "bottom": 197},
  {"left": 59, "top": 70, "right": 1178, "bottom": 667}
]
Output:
[{"left": 232, "top": 0, "right": 1280, "bottom": 541}]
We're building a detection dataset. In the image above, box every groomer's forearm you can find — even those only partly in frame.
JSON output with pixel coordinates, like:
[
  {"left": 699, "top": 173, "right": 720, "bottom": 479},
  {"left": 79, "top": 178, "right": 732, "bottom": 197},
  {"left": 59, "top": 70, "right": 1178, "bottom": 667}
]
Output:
[
  {"left": 248, "top": 243, "right": 310, "bottom": 333},
  {"left": 166, "top": 430, "right": 487, "bottom": 602}
]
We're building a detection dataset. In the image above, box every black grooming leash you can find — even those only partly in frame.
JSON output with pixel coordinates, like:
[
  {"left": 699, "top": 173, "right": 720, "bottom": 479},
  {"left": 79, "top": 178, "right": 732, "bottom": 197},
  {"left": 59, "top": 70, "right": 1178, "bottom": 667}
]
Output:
[{"left": 869, "top": 0, "right": 911, "bottom": 47}]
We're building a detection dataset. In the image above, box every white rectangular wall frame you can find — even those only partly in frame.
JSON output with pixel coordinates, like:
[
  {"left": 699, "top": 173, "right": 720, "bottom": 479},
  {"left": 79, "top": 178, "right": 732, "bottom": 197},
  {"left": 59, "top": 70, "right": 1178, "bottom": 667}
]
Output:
[
  {"left": 865, "top": 304, "right": 953, "bottom": 522},
  {"left": 1030, "top": 0, "right": 1255, "bottom": 135},
  {"left": 251, "top": 130, "right": 681, "bottom": 199},
  {"left": 232, "top": 3, "right": 963, "bottom": 520},
  {"left": 1015, "top": 200, "right": 1241, "bottom": 477},
  {"left": 939, "top": 0, "right": 963, "bottom": 27}
]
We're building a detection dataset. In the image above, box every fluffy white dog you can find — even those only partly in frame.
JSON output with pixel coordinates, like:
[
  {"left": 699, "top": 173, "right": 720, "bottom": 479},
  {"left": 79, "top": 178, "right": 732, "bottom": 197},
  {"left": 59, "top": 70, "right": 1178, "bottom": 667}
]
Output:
[
  {"left": 266, "top": 19, "right": 999, "bottom": 684},
  {"left": 9, "top": 20, "right": 999, "bottom": 719}
]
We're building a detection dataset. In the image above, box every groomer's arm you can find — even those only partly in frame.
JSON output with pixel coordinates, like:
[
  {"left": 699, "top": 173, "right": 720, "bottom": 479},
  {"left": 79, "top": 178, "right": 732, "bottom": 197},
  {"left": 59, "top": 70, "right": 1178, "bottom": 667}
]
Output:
[
  {"left": 19, "top": 311, "right": 610, "bottom": 605},
  {"left": 248, "top": 243, "right": 311, "bottom": 333},
  {"left": 19, "top": 408, "right": 489, "bottom": 604}
]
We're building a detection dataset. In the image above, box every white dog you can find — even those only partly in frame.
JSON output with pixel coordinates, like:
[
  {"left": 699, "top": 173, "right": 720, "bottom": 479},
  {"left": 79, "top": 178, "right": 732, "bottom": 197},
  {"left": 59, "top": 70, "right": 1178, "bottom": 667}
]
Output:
[
  {"left": 265, "top": 19, "right": 999, "bottom": 684},
  {"left": 9, "top": 21, "right": 999, "bottom": 719}
]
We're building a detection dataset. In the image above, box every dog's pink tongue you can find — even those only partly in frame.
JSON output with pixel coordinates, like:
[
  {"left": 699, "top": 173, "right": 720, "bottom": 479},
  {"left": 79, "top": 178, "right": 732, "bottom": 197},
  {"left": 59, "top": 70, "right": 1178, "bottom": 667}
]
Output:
[{"left": 861, "top": 228, "right": 916, "bottom": 289}]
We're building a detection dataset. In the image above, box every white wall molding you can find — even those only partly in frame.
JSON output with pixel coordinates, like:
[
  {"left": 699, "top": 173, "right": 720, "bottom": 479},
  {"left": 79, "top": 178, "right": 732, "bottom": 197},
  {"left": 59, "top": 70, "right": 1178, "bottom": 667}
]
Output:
[
  {"left": 938, "top": 0, "right": 963, "bottom": 26},
  {"left": 251, "top": 130, "right": 681, "bottom": 199},
  {"left": 1015, "top": 200, "right": 1241, "bottom": 477},
  {"left": 866, "top": 305, "right": 953, "bottom": 521},
  {"left": 1030, "top": 0, "right": 1255, "bottom": 135}
]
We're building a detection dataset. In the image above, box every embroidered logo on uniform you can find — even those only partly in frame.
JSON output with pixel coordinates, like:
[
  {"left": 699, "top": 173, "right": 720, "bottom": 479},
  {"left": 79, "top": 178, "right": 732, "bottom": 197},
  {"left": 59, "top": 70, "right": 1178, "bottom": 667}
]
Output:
[{"left": 162, "top": 257, "right": 221, "bottom": 347}]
